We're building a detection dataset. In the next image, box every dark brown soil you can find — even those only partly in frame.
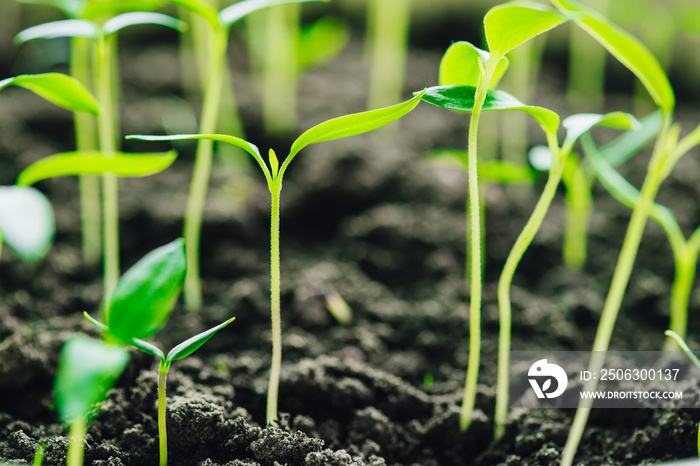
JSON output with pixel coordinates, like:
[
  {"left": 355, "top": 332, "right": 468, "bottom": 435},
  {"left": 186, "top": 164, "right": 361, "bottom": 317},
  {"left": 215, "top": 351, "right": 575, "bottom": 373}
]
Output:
[{"left": 2, "top": 5, "right": 700, "bottom": 466}]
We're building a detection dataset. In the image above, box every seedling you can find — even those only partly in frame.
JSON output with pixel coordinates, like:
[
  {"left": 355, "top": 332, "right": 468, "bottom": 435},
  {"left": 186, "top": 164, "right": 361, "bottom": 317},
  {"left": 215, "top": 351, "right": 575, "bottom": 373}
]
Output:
[
  {"left": 17, "top": 11, "right": 186, "bottom": 304},
  {"left": 540, "top": 1, "right": 700, "bottom": 465},
  {"left": 128, "top": 89, "right": 424, "bottom": 425},
  {"left": 162, "top": 0, "right": 328, "bottom": 312},
  {"left": 83, "top": 238, "right": 234, "bottom": 466},
  {"left": 54, "top": 335, "right": 129, "bottom": 466},
  {"left": 420, "top": 1, "right": 568, "bottom": 432}
]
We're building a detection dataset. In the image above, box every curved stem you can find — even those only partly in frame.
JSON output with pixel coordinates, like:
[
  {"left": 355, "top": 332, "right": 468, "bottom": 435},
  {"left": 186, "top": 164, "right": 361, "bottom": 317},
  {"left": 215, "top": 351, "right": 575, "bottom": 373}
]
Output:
[
  {"left": 664, "top": 252, "right": 695, "bottom": 351},
  {"left": 66, "top": 416, "right": 87, "bottom": 466},
  {"left": 267, "top": 182, "right": 282, "bottom": 425},
  {"left": 158, "top": 362, "right": 170, "bottom": 466},
  {"left": 495, "top": 133, "right": 563, "bottom": 440},
  {"left": 183, "top": 26, "right": 228, "bottom": 312},
  {"left": 459, "top": 56, "right": 499, "bottom": 432},
  {"left": 561, "top": 112, "right": 672, "bottom": 466},
  {"left": 96, "top": 31, "right": 119, "bottom": 311}
]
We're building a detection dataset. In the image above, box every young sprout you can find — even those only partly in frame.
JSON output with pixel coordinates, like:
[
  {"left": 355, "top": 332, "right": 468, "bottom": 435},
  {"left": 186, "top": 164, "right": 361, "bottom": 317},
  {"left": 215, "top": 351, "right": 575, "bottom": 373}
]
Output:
[
  {"left": 582, "top": 126, "right": 700, "bottom": 352},
  {"left": 16, "top": 11, "right": 186, "bottom": 304},
  {"left": 663, "top": 330, "right": 700, "bottom": 457},
  {"left": 163, "top": 0, "right": 329, "bottom": 312},
  {"left": 545, "top": 1, "right": 690, "bottom": 465},
  {"left": 128, "top": 90, "right": 424, "bottom": 425},
  {"left": 83, "top": 238, "right": 235, "bottom": 466},
  {"left": 54, "top": 336, "right": 129, "bottom": 466},
  {"left": 420, "top": 1, "right": 568, "bottom": 432}
]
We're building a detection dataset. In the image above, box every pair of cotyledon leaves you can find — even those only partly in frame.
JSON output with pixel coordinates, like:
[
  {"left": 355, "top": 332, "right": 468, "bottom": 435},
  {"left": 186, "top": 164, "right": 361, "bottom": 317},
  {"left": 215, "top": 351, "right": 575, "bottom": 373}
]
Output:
[
  {"left": 58, "top": 239, "right": 234, "bottom": 424},
  {"left": 424, "top": 0, "right": 673, "bottom": 139}
]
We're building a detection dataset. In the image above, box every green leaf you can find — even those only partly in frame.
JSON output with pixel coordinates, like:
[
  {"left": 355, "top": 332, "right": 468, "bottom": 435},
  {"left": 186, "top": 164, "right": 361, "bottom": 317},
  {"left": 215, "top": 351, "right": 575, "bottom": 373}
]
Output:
[
  {"left": 422, "top": 85, "right": 559, "bottom": 135},
  {"left": 0, "top": 186, "right": 54, "bottom": 262},
  {"left": 288, "top": 89, "right": 425, "bottom": 163},
  {"left": 0, "top": 73, "right": 99, "bottom": 115},
  {"left": 54, "top": 336, "right": 129, "bottom": 424},
  {"left": 16, "top": 19, "right": 97, "bottom": 42},
  {"left": 166, "top": 317, "right": 235, "bottom": 363},
  {"left": 84, "top": 312, "right": 166, "bottom": 361},
  {"left": 550, "top": 0, "right": 674, "bottom": 112},
  {"left": 484, "top": 2, "right": 568, "bottom": 57},
  {"left": 298, "top": 16, "right": 349, "bottom": 70},
  {"left": 16, "top": 150, "right": 177, "bottom": 187},
  {"left": 597, "top": 111, "right": 661, "bottom": 167},
  {"left": 439, "top": 41, "right": 508, "bottom": 88},
  {"left": 220, "top": 0, "right": 329, "bottom": 27},
  {"left": 562, "top": 111, "right": 639, "bottom": 148},
  {"left": 82, "top": 1, "right": 164, "bottom": 19},
  {"left": 106, "top": 239, "right": 187, "bottom": 342},
  {"left": 126, "top": 134, "right": 269, "bottom": 182},
  {"left": 104, "top": 12, "right": 187, "bottom": 35}
]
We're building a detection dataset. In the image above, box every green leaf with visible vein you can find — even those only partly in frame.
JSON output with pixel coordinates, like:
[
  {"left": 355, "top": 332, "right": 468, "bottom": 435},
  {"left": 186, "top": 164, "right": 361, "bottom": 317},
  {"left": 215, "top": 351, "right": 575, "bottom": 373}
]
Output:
[
  {"left": 0, "top": 73, "right": 99, "bottom": 115},
  {"left": 167, "top": 318, "right": 235, "bottom": 363},
  {"left": 550, "top": 0, "right": 674, "bottom": 112},
  {"left": 16, "top": 151, "right": 177, "bottom": 186},
  {"left": 484, "top": 2, "right": 568, "bottom": 57},
  {"left": 422, "top": 85, "right": 559, "bottom": 135},
  {"left": 106, "top": 239, "right": 186, "bottom": 342}
]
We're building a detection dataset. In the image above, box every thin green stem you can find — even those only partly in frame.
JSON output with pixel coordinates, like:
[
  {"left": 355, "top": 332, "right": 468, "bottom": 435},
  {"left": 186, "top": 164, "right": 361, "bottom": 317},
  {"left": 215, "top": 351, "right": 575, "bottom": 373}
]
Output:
[
  {"left": 158, "top": 362, "right": 170, "bottom": 466},
  {"left": 664, "top": 253, "right": 695, "bottom": 350},
  {"left": 562, "top": 159, "right": 593, "bottom": 270},
  {"left": 71, "top": 36, "right": 101, "bottom": 266},
  {"left": 96, "top": 31, "right": 119, "bottom": 311},
  {"left": 267, "top": 183, "right": 282, "bottom": 425},
  {"left": 459, "top": 56, "right": 499, "bottom": 432},
  {"left": 561, "top": 113, "right": 673, "bottom": 466},
  {"left": 66, "top": 416, "right": 87, "bottom": 466},
  {"left": 495, "top": 132, "right": 563, "bottom": 440},
  {"left": 183, "top": 26, "right": 228, "bottom": 312}
]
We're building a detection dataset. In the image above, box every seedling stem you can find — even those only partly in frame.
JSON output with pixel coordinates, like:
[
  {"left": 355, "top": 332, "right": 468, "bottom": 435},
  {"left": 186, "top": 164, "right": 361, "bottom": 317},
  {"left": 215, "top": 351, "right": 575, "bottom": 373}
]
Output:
[{"left": 67, "top": 416, "right": 87, "bottom": 466}]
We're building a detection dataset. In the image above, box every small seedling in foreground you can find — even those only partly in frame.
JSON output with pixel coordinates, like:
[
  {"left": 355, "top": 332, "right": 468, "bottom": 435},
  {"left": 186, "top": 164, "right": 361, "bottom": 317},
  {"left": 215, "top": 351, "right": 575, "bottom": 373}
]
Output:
[
  {"left": 54, "top": 335, "right": 129, "bottom": 466},
  {"left": 128, "top": 89, "right": 424, "bottom": 425},
  {"left": 83, "top": 239, "right": 234, "bottom": 466}
]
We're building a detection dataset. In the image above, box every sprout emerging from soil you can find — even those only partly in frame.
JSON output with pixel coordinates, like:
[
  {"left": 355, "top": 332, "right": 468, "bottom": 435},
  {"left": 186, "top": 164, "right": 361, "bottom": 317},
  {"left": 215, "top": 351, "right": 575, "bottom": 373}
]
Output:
[
  {"left": 420, "top": 1, "right": 569, "bottom": 433},
  {"left": 127, "top": 90, "right": 425, "bottom": 426},
  {"left": 83, "top": 238, "right": 235, "bottom": 466}
]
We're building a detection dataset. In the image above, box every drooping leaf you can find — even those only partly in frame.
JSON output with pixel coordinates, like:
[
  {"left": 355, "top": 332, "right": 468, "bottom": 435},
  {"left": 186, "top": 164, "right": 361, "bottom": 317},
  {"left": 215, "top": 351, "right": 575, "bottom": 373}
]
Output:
[
  {"left": 298, "top": 16, "right": 349, "bottom": 70},
  {"left": 550, "top": 0, "right": 674, "bottom": 112},
  {"left": 126, "top": 134, "right": 269, "bottom": 182},
  {"left": 166, "top": 317, "right": 235, "bottom": 363},
  {"left": 0, "top": 73, "right": 99, "bottom": 115},
  {"left": 0, "top": 186, "right": 54, "bottom": 262},
  {"left": 15, "top": 19, "right": 97, "bottom": 42},
  {"left": 220, "top": 0, "right": 328, "bottom": 27},
  {"left": 562, "top": 111, "right": 639, "bottom": 149},
  {"left": 288, "top": 89, "right": 425, "bottom": 166},
  {"left": 104, "top": 12, "right": 187, "bottom": 35},
  {"left": 106, "top": 239, "right": 187, "bottom": 342},
  {"left": 484, "top": 2, "right": 568, "bottom": 57},
  {"left": 16, "top": 151, "right": 177, "bottom": 186},
  {"left": 54, "top": 336, "right": 129, "bottom": 424},
  {"left": 422, "top": 85, "right": 559, "bottom": 134},
  {"left": 438, "top": 41, "right": 508, "bottom": 89}
]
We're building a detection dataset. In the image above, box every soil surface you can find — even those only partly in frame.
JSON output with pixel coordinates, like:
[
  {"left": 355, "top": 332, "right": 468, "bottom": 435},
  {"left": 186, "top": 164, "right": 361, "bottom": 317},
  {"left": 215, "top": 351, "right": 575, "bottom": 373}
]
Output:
[{"left": 2, "top": 7, "right": 700, "bottom": 466}]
